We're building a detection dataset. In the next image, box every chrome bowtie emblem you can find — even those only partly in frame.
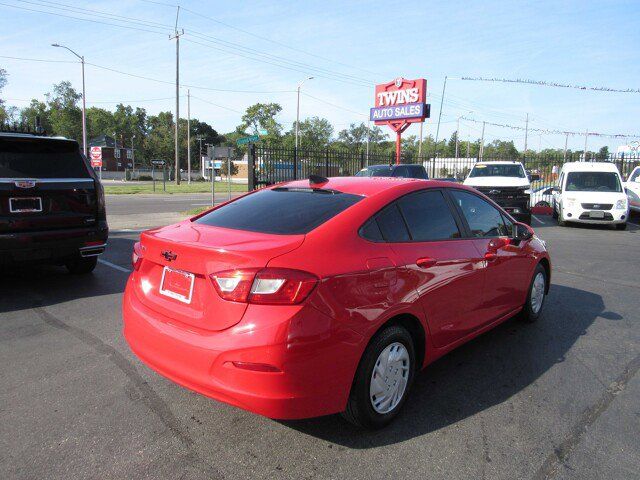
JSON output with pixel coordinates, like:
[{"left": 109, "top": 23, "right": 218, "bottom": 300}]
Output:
[
  {"left": 161, "top": 250, "right": 177, "bottom": 261},
  {"left": 15, "top": 180, "right": 36, "bottom": 188}
]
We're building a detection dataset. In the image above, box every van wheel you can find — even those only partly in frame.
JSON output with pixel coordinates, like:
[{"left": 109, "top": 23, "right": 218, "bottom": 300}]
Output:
[
  {"left": 616, "top": 223, "right": 627, "bottom": 231},
  {"left": 65, "top": 256, "right": 98, "bottom": 274},
  {"left": 552, "top": 203, "right": 558, "bottom": 219},
  {"left": 520, "top": 263, "right": 547, "bottom": 323},
  {"left": 342, "top": 325, "right": 415, "bottom": 429},
  {"left": 557, "top": 208, "right": 566, "bottom": 226}
]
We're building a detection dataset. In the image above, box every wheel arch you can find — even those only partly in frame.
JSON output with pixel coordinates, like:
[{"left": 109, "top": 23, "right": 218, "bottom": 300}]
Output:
[{"left": 372, "top": 313, "right": 426, "bottom": 369}]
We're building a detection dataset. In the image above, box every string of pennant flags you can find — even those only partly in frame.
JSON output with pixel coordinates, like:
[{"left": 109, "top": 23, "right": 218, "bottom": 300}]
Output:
[
  {"left": 460, "top": 77, "right": 640, "bottom": 94},
  {"left": 459, "top": 117, "right": 640, "bottom": 139}
]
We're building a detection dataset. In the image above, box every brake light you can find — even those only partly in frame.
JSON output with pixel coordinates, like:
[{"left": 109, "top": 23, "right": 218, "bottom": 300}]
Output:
[
  {"left": 132, "top": 242, "right": 144, "bottom": 271},
  {"left": 210, "top": 268, "right": 318, "bottom": 305}
]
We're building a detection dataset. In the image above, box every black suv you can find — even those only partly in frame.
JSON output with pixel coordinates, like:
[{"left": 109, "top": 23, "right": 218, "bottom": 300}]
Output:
[
  {"left": 355, "top": 163, "right": 429, "bottom": 179},
  {"left": 0, "top": 132, "right": 108, "bottom": 273}
]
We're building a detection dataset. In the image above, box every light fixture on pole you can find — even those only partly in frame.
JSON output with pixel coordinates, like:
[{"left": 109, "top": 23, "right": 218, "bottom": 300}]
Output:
[
  {"left": 51, "top": 43, "right": 86, "bottom": 156},
  {"left": 295, "top": 76, "right": 314, "bottom": 150}
]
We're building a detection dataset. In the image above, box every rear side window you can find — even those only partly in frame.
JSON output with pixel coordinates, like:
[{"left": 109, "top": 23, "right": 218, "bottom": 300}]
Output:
[
  {"left": 397, "top": 190, "right": 461, "bottom": 241},
  {"left": 450, "top": 190, "right": 509, "bottom": 237},
  {"left": 375, "top": 204, "right": 410, "bottom": 242},
  {"left": 392, "top": 166, "right": 410, "bottom": 178},
  {"left": 195, "top": 188, "right": 362, "bottom": 235},
  {"left": 0, "top": 138, "right": 90, "bottom": 178}
]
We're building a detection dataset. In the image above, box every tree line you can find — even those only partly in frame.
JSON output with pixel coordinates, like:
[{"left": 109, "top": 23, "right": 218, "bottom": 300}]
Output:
[{"left": 0, "top": 69, "right": 609, "bottom": 167}]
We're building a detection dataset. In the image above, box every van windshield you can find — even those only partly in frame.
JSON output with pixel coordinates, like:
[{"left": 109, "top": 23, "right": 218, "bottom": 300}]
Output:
[
  {"left": 469, "top": 164, "right": 525, "bottom": 178},
  {"left": 565, "top": 172, "right": 622, "bottom": 192}
]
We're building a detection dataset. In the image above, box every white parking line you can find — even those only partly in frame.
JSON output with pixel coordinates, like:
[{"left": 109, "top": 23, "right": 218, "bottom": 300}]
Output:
[{"left": 98, "top": 259, "right": 131, "bottom": 273}]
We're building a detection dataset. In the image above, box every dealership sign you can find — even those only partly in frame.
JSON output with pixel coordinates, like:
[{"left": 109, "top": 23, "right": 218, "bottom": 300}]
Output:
[
  {"left": 89, "top": 146, "right": 102, "bottom": 168},
  {"left": 371, "top": 77, "right": 428, "bottom": 163}
]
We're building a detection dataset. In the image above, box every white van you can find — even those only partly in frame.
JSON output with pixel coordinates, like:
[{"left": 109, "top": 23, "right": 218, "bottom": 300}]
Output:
[{"left": 552, "top": 162, "right": 629, "bottom": 230}]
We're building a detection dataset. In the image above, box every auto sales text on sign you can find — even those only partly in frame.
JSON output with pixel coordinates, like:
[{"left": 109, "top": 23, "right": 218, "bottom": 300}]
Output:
[{"left": 370, "top": 78, "right": 427, "bottom": 124}]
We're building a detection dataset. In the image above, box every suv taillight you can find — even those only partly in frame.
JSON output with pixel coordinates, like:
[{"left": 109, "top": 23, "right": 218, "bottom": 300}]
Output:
[
  {"left": 94, "top": 179, "right": 106, "bottom": 221},
  {"left": 210, "top": 268, "right": 318, "bottom": 305}
]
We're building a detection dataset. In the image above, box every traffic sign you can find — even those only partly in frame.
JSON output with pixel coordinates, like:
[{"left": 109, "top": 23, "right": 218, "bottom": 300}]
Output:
[
  {"left": 151, "top": 160, "right": 166, "bottom": 166},
  {"left": 236, "top": 135, "right": 260, "bottom": 145},
  {"left": 89, "top": 146, "right": 102, "bottom": 168}
]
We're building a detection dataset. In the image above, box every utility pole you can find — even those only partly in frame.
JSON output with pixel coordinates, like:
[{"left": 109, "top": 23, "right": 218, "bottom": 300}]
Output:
[
  {"left": 366, "top": 119, "right": 370, "bottom": 165},
  {"left": 563, "top": 132, "right": 569, "bottom": 161},
  {"left": 523, "top": 113, "right": 529, "bottom": 158},
  {"left": 131, "top": 135, "right": 136, "bottom": 173},
  {"left": 418, "top": 121, "right": 423, "bottom": 158},
  {"left": 466, "top": 131, "right": 470, "bottom": 158},
  {"left": 187, "top": 89, "right": 191, "bottom": 184},
  {"left": 51, "top": 44, "right": 86, "bottom": 156},
  {"left": 170, "top": 6, "right": 184, "bottom": 185},
  {"left": 434, "top": 75, "right": 448, "bottom": 157},
  {"left": 295, "top": 76, "right": 314, "bottom": 149},
  {"left": 455, "top": 116, "right": 460, "bottom": 159},
  {"left": 479, "top": 121, "right": 486, "bottom": 160},
  {"left": 583, "top": 129, "right": 589, "bottom": 161}
]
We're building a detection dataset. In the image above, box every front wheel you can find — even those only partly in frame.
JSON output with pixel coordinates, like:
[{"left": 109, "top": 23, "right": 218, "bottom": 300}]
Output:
[
  {"left": 342, "top": 325, "right": 415, "bottom": 429},
  {"left": 616, "top": 223, "right": 627, "bottom": 231},
  {"left": 520, "top": 263, "right": 547, "bottom": 323}
]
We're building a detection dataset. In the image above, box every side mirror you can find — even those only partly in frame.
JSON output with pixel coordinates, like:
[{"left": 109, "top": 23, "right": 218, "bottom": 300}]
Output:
[
  {"left": 530, "top": 174, "right": 541, "bottom": 182},
  {"left": 513, "top": 222, "right": 534, "bottom": 241}
]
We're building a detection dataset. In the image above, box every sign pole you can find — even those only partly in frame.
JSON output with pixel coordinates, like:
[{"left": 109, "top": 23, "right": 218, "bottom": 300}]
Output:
[
  {"left": 211, "top": 159, "right": 215, "bottom": 207},
  {"left": 396, "top": 132, "right": 402, "bottom": 165}
]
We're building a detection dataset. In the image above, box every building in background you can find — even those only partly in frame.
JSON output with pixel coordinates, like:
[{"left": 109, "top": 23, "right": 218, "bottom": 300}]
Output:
[{"left": 88, "top": 135, "right": 133, "bottom": 171}]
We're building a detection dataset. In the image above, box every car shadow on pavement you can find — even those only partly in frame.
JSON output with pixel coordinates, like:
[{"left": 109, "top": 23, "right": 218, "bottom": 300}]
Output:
[
  {"left": 282, "top": 284, "right": 615, "bottom": 448},
  {"left": 0, "top": 236, "right": 135, "bottom": 314}
]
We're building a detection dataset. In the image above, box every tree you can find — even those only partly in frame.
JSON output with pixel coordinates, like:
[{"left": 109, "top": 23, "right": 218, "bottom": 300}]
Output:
[
  {"left": 46, "top": 81, "right": 82, "bottom": 142},
  {"left": 596, "top": 146, "right": 609, "bottom": 160},
  {"left": 482, "top": 139, "right": 519, "bottom": 159},
  {"left": 285, "top": 116, "right": 333, "bottom": 148},
  {"left": 337, "top": 122, "right": 387, "bottom": 150},
  {"left": 237, "top": 102, "right": 283, "bottom": 137},
  {"left": 145, "top": 111, "right": 175, "bottom": 164},
  {"left": 20, "top": 99, "right": 51, "bottom": 133},
  {"left": 0, "top": 68, "right": 8, "bottom": 124}
]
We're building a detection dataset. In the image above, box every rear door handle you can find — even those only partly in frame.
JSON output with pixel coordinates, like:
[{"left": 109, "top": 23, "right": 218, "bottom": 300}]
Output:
[{"left": 416, "top": 257, "right": 437, "bottom": 269}]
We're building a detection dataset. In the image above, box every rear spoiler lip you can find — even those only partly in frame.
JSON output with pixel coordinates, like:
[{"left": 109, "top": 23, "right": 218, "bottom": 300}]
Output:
[{"left": 0, "top": 178, "right": 94, "bottom": 183}]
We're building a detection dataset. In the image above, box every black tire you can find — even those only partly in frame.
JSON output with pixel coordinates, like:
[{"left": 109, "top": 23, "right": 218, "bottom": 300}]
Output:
[
  {"left": 65, "top": 256, "right": 98, "bottom": 274},
  {"left": 342, "top": 325, "right": 416, "bottom": 429},
  {"left": 616, "top": 223, "right": 627, "bottom": 231},
  {"left": 535, "top": 201, "right": 550, "bottom": 208},
  {"left": 520, "top": 263, "right": 547, "bottom": 323},
  {"left": 557, "top": 207, "right": 566, "bottom": 227},
  {"left": 552, "top": 202, "right": 558, "bottom": 219}
]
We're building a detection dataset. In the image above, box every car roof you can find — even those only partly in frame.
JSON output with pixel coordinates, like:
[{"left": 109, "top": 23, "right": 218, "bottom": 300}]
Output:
[
  {"left": 278, "top": 176, "right": 461, "bottom": 197},
  {"left": 0, "top": 132, "right": 73, "bottom": 142},
  {"left": 473, "top": 160, "right": 524, "bottom": 165},
  {"left": 364, "top": 164, "right": 422, "bottom": 169},
  {"left": 560, "top": 162, "right": 620, "bottom": 173}
]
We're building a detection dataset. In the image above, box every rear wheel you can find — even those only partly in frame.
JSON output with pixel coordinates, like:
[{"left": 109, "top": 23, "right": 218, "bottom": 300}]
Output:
[
  {"left": 557, "top": 207, "right": 566, "bottom": 226},
  {"left": 520, "top": 263, "right": 547, "bottom": 323},
  {"left": 342, "top": 325, "right": 415, "bottom": 429},
  {"left": 65, "top": 256, "right": 97, "bottom": 274}
]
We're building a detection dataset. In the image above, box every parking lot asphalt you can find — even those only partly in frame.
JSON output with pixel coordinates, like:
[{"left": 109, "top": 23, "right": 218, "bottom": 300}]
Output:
[{"left": 1, "top": 206, "right": 639, "bottom": 480}]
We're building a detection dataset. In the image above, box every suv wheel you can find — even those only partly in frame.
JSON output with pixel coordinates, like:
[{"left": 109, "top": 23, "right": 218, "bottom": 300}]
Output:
[
  {"left": 557, "top": 206, "right": 566, "bottom": 226},
  {"left": 342, "top": 325, "right": 415, "bottom": 429},
  {"left": 65, "top": 256, "right": 98, "bottom": 274},
  {"left": 520, "top": 263, "right": 547, "bottom": 323},
  {"left": 616, "top": 223, "right": 627, "bottom": 231}
]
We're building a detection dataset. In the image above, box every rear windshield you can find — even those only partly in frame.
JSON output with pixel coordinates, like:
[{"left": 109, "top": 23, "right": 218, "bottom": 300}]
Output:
[
  {"left": 565, "top": 171, "right": 622, "bottom": 192},
  {"left": 195, "top": 188, "right": 363, "bottom": 234},
  {"left": 469, "top": 164, "right": 525, "bottom": 178},
  {"left": 0, "top": 138, "right": 90, "bottom": 179}
]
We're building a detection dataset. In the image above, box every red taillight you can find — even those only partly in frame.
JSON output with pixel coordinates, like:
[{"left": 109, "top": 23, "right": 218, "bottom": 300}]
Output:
[
  {"left": 132, "top": 242, "right": 144, "bottom": 271},
  {"left": 210, "top": 268, "right": 318, "bottom": 305}
]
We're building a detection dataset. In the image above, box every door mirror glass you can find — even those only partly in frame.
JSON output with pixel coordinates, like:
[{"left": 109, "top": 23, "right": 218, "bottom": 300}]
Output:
[{"left": 513, "top": 222, "right": 533, "bottom": 241}]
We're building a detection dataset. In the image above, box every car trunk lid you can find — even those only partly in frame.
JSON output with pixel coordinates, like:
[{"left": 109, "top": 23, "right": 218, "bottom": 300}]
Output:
[{"left": 134, "top": 221, "right": 305, "bottom": 331}]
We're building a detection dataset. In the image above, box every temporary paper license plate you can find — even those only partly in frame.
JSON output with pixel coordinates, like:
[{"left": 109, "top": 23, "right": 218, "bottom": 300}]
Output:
[
  {"left": 159, "top": 267, "right": 195, "bottom": 304},
  {"left": 589, "top": 211, "right": 605, "bottom": 219}
]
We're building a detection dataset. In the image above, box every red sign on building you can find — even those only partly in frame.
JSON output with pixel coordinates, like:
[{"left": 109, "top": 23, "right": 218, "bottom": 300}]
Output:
[{"left": 370, "top": 78, "right": 428, "bottom": 164}]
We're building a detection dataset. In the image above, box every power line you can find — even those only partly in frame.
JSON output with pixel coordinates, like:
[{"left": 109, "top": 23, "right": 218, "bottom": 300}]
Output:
[
  {"left": 461, "top": 76, "right": 640, "bottom": 94},
  {"left": 460, "top": 117, "right": 640, "bottom": 139}
]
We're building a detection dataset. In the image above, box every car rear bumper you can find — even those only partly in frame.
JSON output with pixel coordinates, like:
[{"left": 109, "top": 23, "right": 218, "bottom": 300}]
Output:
[
  {"left": 122, "top": 277, "right": 364, "bottom": 419},
  {"left": 0, "top": 222, "right": 108, "bottom": 264}
]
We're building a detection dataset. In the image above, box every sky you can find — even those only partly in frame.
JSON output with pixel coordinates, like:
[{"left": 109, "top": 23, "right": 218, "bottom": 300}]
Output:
[{"left": 1, "top": 0, "right": 639, "bottom": 152}]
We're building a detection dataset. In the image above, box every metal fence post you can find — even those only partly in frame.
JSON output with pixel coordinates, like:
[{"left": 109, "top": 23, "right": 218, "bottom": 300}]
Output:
[
  {"left": 293, "top": 146, "right": 298, "bottom": 180},
  {"left": 360, "top": 151, "right": 365, "bottom": 169},
  {"left": 248, "top": 143, "right": 256, "bottom": 191},
  {"left": 325, "top": 148, "right": 330, "bottom": 177}
]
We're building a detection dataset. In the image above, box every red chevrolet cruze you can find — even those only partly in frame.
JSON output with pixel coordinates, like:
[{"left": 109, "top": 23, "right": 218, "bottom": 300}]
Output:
[{"left": 123, "top": 177, "right": 550, "bottom": 428}]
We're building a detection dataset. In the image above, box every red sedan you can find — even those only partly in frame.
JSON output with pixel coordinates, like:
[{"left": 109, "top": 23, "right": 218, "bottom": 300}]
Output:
[{"left": 123, "top": 177, "right": 550, "bottom": 428}]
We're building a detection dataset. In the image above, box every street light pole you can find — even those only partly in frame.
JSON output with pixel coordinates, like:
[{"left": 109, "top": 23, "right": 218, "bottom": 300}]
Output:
[
  {"left": 170, "top": 6, "right": 184, "bottom": 185},
  {"left": 187, "top": 89, "right": 191, "bottom": 184},
  {"left": 51, "top": 43, "right": 86, "bottom": 156},
  {"left": 295, "top": 76, "right": 314, "bottom": 150}
]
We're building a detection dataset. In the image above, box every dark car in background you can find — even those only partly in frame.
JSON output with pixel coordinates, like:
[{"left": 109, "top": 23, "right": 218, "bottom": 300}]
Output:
[
  {"left": 0, "top": 132, "right": 108, "bottom": 273},
  {"left": 355, "top": 163, "right": 429, "bottom": 179}
]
